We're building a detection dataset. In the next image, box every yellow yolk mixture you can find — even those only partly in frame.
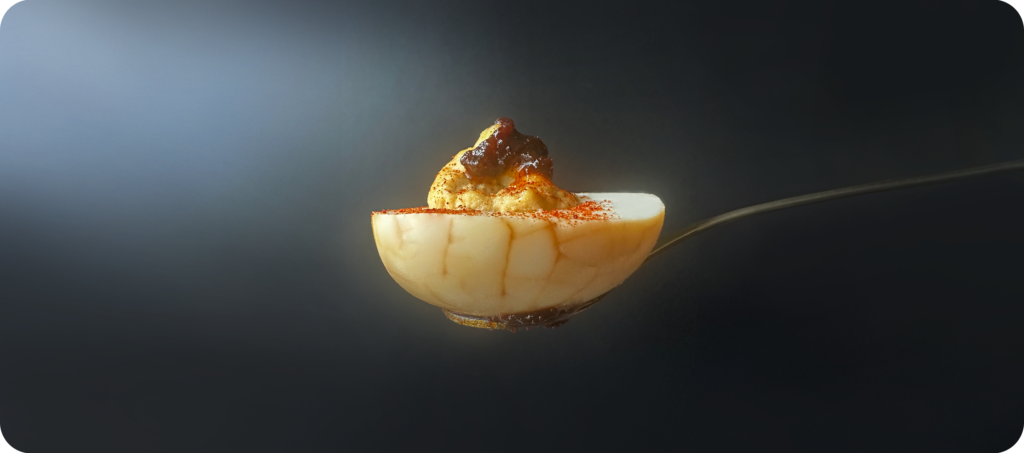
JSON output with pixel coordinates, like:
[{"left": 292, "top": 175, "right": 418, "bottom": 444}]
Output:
[{"left": 427, "top": 120, "right": 580, "bottom": 212}]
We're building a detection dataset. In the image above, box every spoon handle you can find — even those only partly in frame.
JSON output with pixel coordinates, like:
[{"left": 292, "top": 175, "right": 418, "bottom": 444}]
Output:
[{"left": 646, "top": 158, "right": 1024, "bottom": 262}]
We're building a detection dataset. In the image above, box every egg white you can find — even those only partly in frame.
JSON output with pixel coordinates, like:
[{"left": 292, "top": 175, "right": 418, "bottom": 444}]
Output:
[{"left": 372, "top": 193, "right": 665, "bottom": 316}]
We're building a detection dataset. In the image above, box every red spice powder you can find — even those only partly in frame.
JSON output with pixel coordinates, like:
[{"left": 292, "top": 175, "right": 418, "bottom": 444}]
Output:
[
  {"left": 374, "top": 207, "right": 485, "bottom": 216},
  {"left": 372, "top": 199, "right": 615, "bottom": 225}
]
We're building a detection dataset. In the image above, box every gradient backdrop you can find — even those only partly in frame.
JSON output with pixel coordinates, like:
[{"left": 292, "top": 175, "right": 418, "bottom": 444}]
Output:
[{"left": 1, "top": 1, "right": 1022, "bottom": 451}]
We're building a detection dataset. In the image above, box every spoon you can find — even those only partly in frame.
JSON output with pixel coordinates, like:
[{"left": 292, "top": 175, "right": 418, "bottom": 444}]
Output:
[{"left": 443, "top": 158, "right": 1024, "bottom": 331}]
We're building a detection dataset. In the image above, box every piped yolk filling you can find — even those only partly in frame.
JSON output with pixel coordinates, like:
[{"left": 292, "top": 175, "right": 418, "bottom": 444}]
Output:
[{"left": 427, "top": 118, "right": 580, "bottom": 213}]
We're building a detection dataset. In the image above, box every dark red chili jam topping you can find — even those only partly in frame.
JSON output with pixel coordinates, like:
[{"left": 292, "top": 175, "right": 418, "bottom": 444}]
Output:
[{"left": 460, "top": 118, "right": 554, "bottom": 181}]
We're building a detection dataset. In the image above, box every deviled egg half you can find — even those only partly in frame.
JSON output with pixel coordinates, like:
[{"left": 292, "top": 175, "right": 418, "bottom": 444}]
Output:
[{"left": 372, "top": 118, "right": 664, "bottom": 329}]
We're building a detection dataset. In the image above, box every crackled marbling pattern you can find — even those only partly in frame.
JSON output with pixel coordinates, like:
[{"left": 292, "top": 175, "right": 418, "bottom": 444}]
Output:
[{"left": 372, "top": 193, "right": 664, "bottom": 316}]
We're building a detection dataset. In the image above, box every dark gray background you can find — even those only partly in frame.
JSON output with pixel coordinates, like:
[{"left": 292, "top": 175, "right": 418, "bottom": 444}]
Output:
[{"left": 1, "top": 0, "right": 1022, "bottom": 451}]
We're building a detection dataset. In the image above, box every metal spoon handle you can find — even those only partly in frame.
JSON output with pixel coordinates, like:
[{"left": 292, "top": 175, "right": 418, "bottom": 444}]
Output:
[{"left": 646, "top": 158, "right": 1024, "bottom": 262}]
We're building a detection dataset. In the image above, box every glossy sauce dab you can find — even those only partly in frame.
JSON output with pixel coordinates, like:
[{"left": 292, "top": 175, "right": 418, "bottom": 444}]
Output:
[{"left": 460, "top": 117, "right": 554, "bottom": 181}]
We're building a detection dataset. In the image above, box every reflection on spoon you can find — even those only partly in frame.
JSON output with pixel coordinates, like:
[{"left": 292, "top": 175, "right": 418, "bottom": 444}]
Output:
[{"left": 445, "top": 158, "right": 1024, "bottom": 331}]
